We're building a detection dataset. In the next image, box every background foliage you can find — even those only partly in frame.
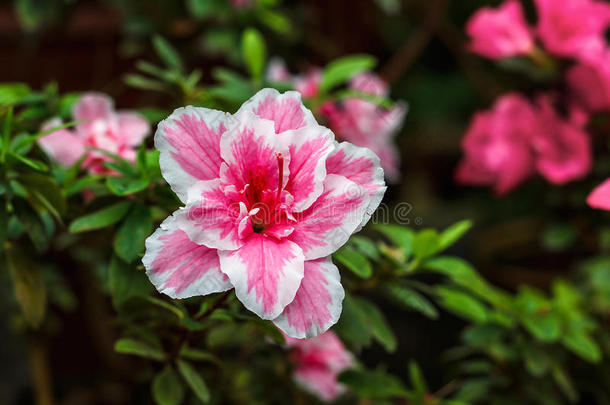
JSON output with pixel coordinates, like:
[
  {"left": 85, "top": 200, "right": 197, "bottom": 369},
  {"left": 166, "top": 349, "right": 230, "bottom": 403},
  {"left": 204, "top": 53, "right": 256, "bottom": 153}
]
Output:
[{"left": 2, "top": 0, "right": 610, "bottom": 404}]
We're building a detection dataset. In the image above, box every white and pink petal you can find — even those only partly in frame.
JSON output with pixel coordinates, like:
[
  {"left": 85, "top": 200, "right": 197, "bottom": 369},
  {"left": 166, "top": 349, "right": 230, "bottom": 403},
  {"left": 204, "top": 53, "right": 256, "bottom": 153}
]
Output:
[
  {"left": 175, "top": 179, "right": 244, "bottom": 251},
  {"left": 236, "top": 88, "right": 317, "bottom": 134},
  {"left": 280, "top": 125, "right": 335, "bottom": 212},
  {"left": 326, "top": 142, "right": 386, "bottom": 230},
  {"left": 142, "top": 215, "right": 232, "bottom": 299},
  {"left": 38, "top": 119, "right": 86, "bottom": 166},
  {"left": 218, "top": 234, "right": 305, "bottom": 320},
  {"left": 155, "top": 106, "right": 230, "bottom": 202},
  {"left": 289, "top": 174, "right": 370, "bottom": 260},
  {"left": 273, "top": 257, "right": 344, "bottom": 338},
  {"left": 117, "top": 111, "right": 150, "bottom": 147}
]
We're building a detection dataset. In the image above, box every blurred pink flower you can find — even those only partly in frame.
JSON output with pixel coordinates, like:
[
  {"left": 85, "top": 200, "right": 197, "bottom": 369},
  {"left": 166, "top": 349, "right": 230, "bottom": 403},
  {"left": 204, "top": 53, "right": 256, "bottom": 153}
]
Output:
[
  {"left": 266, "top": 58, "right": 292, "bottom": 83},
  {"left": 587, "top": 179, "right": 610, "bottom": 210},
  {"left": 530, "top": 95, "right": 592, "bottom": 184},
  {"left": 143, "top": 89, "right": 386, "bottom": 338},
  {"left": 535, "top": 0, "right": 610, "bottom": 60},
  {"left": 456, "top": 93, "right": 538, "bottom": 195},
  {"left": 466, "top": 0, "right": 534, "bottom": 60},
  {"left": 567, "top": 50, "right": 610, "bottom": 112},
  {"left": 321, "top": 73, "right": 406, "bottom": 182},
  {"left": 293, "top": 68, "right": 322, "bottom": 99},
  {"left": 284, "top": 331, "right": 354, "bottom": 402},
  {"left": 38, "top": 92, "right": 150, "bottom": 174}
]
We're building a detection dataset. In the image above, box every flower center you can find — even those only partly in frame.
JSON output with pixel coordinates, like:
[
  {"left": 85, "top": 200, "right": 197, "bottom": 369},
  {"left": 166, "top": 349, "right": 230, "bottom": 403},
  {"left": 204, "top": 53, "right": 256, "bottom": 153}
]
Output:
[{"left": 250, "top": 153, "right": 287, "bottom": 233}]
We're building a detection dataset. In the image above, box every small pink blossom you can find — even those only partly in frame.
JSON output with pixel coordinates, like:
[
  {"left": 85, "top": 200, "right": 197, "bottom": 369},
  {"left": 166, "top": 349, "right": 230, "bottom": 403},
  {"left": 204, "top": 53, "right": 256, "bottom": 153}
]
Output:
[
  {"left": 535, "top": 0, "right": 610, "bottom": 60},
  {"left": 284, "top": 331, "right": 353, "bottom": 402},
  {"left": 456, "top": 93, "right": 538, "bottom": 195},
  {"left": 321, "top": 73, "right": 406, "bottom": 182},
  {"left": 293, "top": 68, "right": 322, "bottom": 99},
  {"left": 587, "top": 179, "right": 610, "bottom": 210},
  {"left": 466, "top": 0, "right": 534, "bottom": 60},
  {"left": 266, "top": 58, "right": 292, "bottom": 83},
  {"left": 143, "top": 89, "right": 386, "bottom": 338},
  {"left": 567, "top": 50, "right": 610, "bottom": 112},
  {"left": 38, "top": 92, "right": 150, "bottom": 174},
  {"left": 530, "top": 95, "right": 591, "bottom": 184}
]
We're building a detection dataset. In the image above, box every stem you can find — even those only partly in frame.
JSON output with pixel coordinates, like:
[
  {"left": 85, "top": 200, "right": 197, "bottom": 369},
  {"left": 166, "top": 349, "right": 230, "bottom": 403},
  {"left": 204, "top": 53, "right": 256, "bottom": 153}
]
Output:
[{"left": 28, "top": 337, "right": 54, "bottom": 405}]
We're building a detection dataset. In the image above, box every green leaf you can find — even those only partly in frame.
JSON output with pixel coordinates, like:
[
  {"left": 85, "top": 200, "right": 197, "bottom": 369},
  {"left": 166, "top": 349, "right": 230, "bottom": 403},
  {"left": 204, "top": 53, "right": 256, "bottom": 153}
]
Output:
[
  {"left": 152, "top": 366, "right": 185, "bottom": 405},
  {"left": 1, "top": 106, "right": 13, "bottom": 162},
  {"left": 412, "top": 229, "right": 440, "bottom": 260},
  {"left": 69, "top": 201, "right": 132, "bottom": 233},
  {"left": 438, "top": 220, "right": 472, "bottom": 251},
  {"left": 124, "top": 74, "right": 166, "bottom": 92},
  {"left": 241, "top": 28, "right": 266, "bottom": 80},
  {"left": 177, "top": 360, "right": 211, "bottom": 403},
  {"left": 521, "top": 312, "right": 561, "bottom": 342},
  {"left": 115, "top": 338, "right": 165, "bottom": 361},
  {"left": 179, "top": 348, "right": 222, "bottom": 365},
  {"left": 408, "top": 361, "right": 427, "bottom": 402},
  {"left": 383, "top": 283, "right": 438, "bottom": 319},
  {"left": 0, "top": 83, "right": 32, "bottom": 107},
  {"left": 19, "top": 173, "right": 66, "bottom": 220},
  {"left": 108, "top": 255, "right": 153, "bottom": 308},
  {"left": 153, "top": 36, "right": 183, "bottom": 72},
  {"left": 374, "top": 224, "right": 414, "bottom": 260},
  {"left": 9, "top": 152, "right": 48, "bottom": 172},
  {"left": 335, "top": 294, "right": 372, "bottom": 346},
  {"left": 113, "top": 204, "right": 152, "bottom": 262},
  {"left": 334, "top": 246, "right": 372, "bottom": 278},
  {"left": 6, "top": 246, "right": 46, "bottom": 328},
  {"left": 13, "top": 198, "right": 49, "bottom": 251},
  {"left": 107, "top": 177, "right": 150, "bottom": 196},
  {"left": 561, "top": 329, "right": 602, "bottom": 363},
  {"left": 552, "top": 365, "right": 578, "bottom": 402},
  {"left": 523, "top": 344, "right": 551, "bottom": 377},
  {"left": 338, "top": 368, "right": 410, "bottom": 399},
  {"left": 436, "top": 287, "right": 488, "bottom": 323},
  {"left": 349, "top": 235, "right": 380, "bottom": 260},
  {"left": 319, "top": 54, "right": 377, "bottom": 93},
  {"left": 248, "top": 318, "right": 286, "bottom": 344},
  {"left": 357, "top": 299, "right": 397, "bottom": 352}
]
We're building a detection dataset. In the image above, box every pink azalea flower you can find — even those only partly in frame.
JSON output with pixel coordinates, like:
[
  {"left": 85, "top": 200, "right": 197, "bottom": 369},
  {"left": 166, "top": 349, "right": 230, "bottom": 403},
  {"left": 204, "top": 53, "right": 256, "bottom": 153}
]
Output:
[
  {"left": 284, "top": 331, "right": 354, "bottom": 402},
  {"left": 535, "top": 0, "right": 610, "bottom": 60},
  {"left": 567, "top": 50, "right": 610, "bottom": 112},
  {"left": 466, "top": 0, "right": 534, "bottom": 60},
  {"left": 293, "top": 68, "right": 322, "bottom": 99},
  {"left": 530, "top": 95, "right": 592, "bottom": 184},
  {"left": 266, "top": 58, "right": 292, "bottom": 83},
  {"left": 455, "top": 93, "right": 537, "bottom": 195},
  {"left": 320, "top": 73, "right": 406, "bottom": 182},
  {"left": 587, "top": 179, "right": 610, "bottom": 210},
  {"left": 142, "top": 89, "right": 386, "bottom": 338},
  {"left": 38, "top": 92, "right": 150, "bottom": 174}
]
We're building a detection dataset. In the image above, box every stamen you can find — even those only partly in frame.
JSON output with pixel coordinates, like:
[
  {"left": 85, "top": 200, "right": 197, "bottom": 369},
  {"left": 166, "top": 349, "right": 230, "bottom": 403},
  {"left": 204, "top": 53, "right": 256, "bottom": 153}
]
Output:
[{"left": 276, "top": 152, "right": 284, "bottom": 202}]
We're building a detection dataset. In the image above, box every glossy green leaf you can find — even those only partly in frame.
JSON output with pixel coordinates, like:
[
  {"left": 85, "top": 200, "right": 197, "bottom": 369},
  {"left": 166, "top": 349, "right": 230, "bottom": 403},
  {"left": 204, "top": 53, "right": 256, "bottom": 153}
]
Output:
[
  {"left": 69, "top": 201, "right": 132, "bottom": 233},
  {"left": 114, "top": 338, "right": 165, "bottom": 361},
  {"left": 438, "top": 220, "right": 472, "bottom": 251},
  {"left": 319, "top": 54, "right": 377, "bottom": 93},
  {"left": 241, "top": 28, "right": 266, "bottom": 80},
  {"left": 334, "top": 246, "right": 372, "bottom": 278},
  {"left": 177, "top": 360, "right": 211, "bottom": 403},
  {"left": 113, "top": 203, "right": 152, "bottom": 262},
  {"left": 152, "top": 366, "right": 185, "bottom": 405},
  {"left": 383, "top": 283, "right": 438, "bottom": 319},
  {"left": 153, "top": 36, "right": 183, "bottom": 72}
]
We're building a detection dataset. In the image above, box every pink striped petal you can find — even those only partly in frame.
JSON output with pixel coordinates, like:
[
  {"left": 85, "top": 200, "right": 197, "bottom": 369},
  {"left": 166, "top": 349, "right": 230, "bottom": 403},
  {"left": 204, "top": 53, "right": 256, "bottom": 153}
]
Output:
[
  {"left": 38, "top": 119, "right": 85, "bottom": 166},
  {"left": 219, "top": 114, "right": 289, "bottom": 193},
  {"left": 117, "top": 111, "right": 150, "bottom": 146},
  {"left": 142, "top": 215, "right": 232, "bottom": 299},
  {"left": 237, "top": 88, "right": 317, "bottom": 134},
  {"left": 174, "top": 179, "right": 244, "bottom": 251},
  {"left": 326, "top": 142, "right": 386, "bottom": 230},
  {"left": 273, "top": 257, "right": 344, "bottom": 338},
  {"left": 289, "top": 174, "right": 370, "bottom": 260},
  {"left": 280, "top": 125, "right": 335, "bottom": 212},
  {"left": 588, "top": 179, "right": 610, "bottom": 211},
  {"left": 155, "top": 106, "right": 230, "bottom": 202},
  {"left": 218, "top": 234, "right": 305, "bottom": 319}
]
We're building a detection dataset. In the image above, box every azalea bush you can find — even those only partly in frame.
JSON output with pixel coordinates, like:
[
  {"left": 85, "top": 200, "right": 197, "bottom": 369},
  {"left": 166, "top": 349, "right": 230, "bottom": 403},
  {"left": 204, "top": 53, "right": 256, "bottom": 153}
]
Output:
[{"left": 3, "top": 1, "right": 610, "bottom": 404}]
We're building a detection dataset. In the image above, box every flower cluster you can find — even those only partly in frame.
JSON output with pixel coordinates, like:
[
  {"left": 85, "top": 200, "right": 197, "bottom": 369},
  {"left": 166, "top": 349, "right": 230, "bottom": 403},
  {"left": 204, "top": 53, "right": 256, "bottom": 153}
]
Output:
[
  {"left": 284, "top": 331, "right": 354, "bottom": 402},
  {"left": 143, "top": 89, "right": 386, "bottom": 338},
  {"left": 267, "top": 59, "right": 406, "bottom": 181},
  {"left": 38, "top": 93, "right": 150, "bottom": 174},
  {"left": 460, "top": 0, "right": 610, "bottom": 196}
]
